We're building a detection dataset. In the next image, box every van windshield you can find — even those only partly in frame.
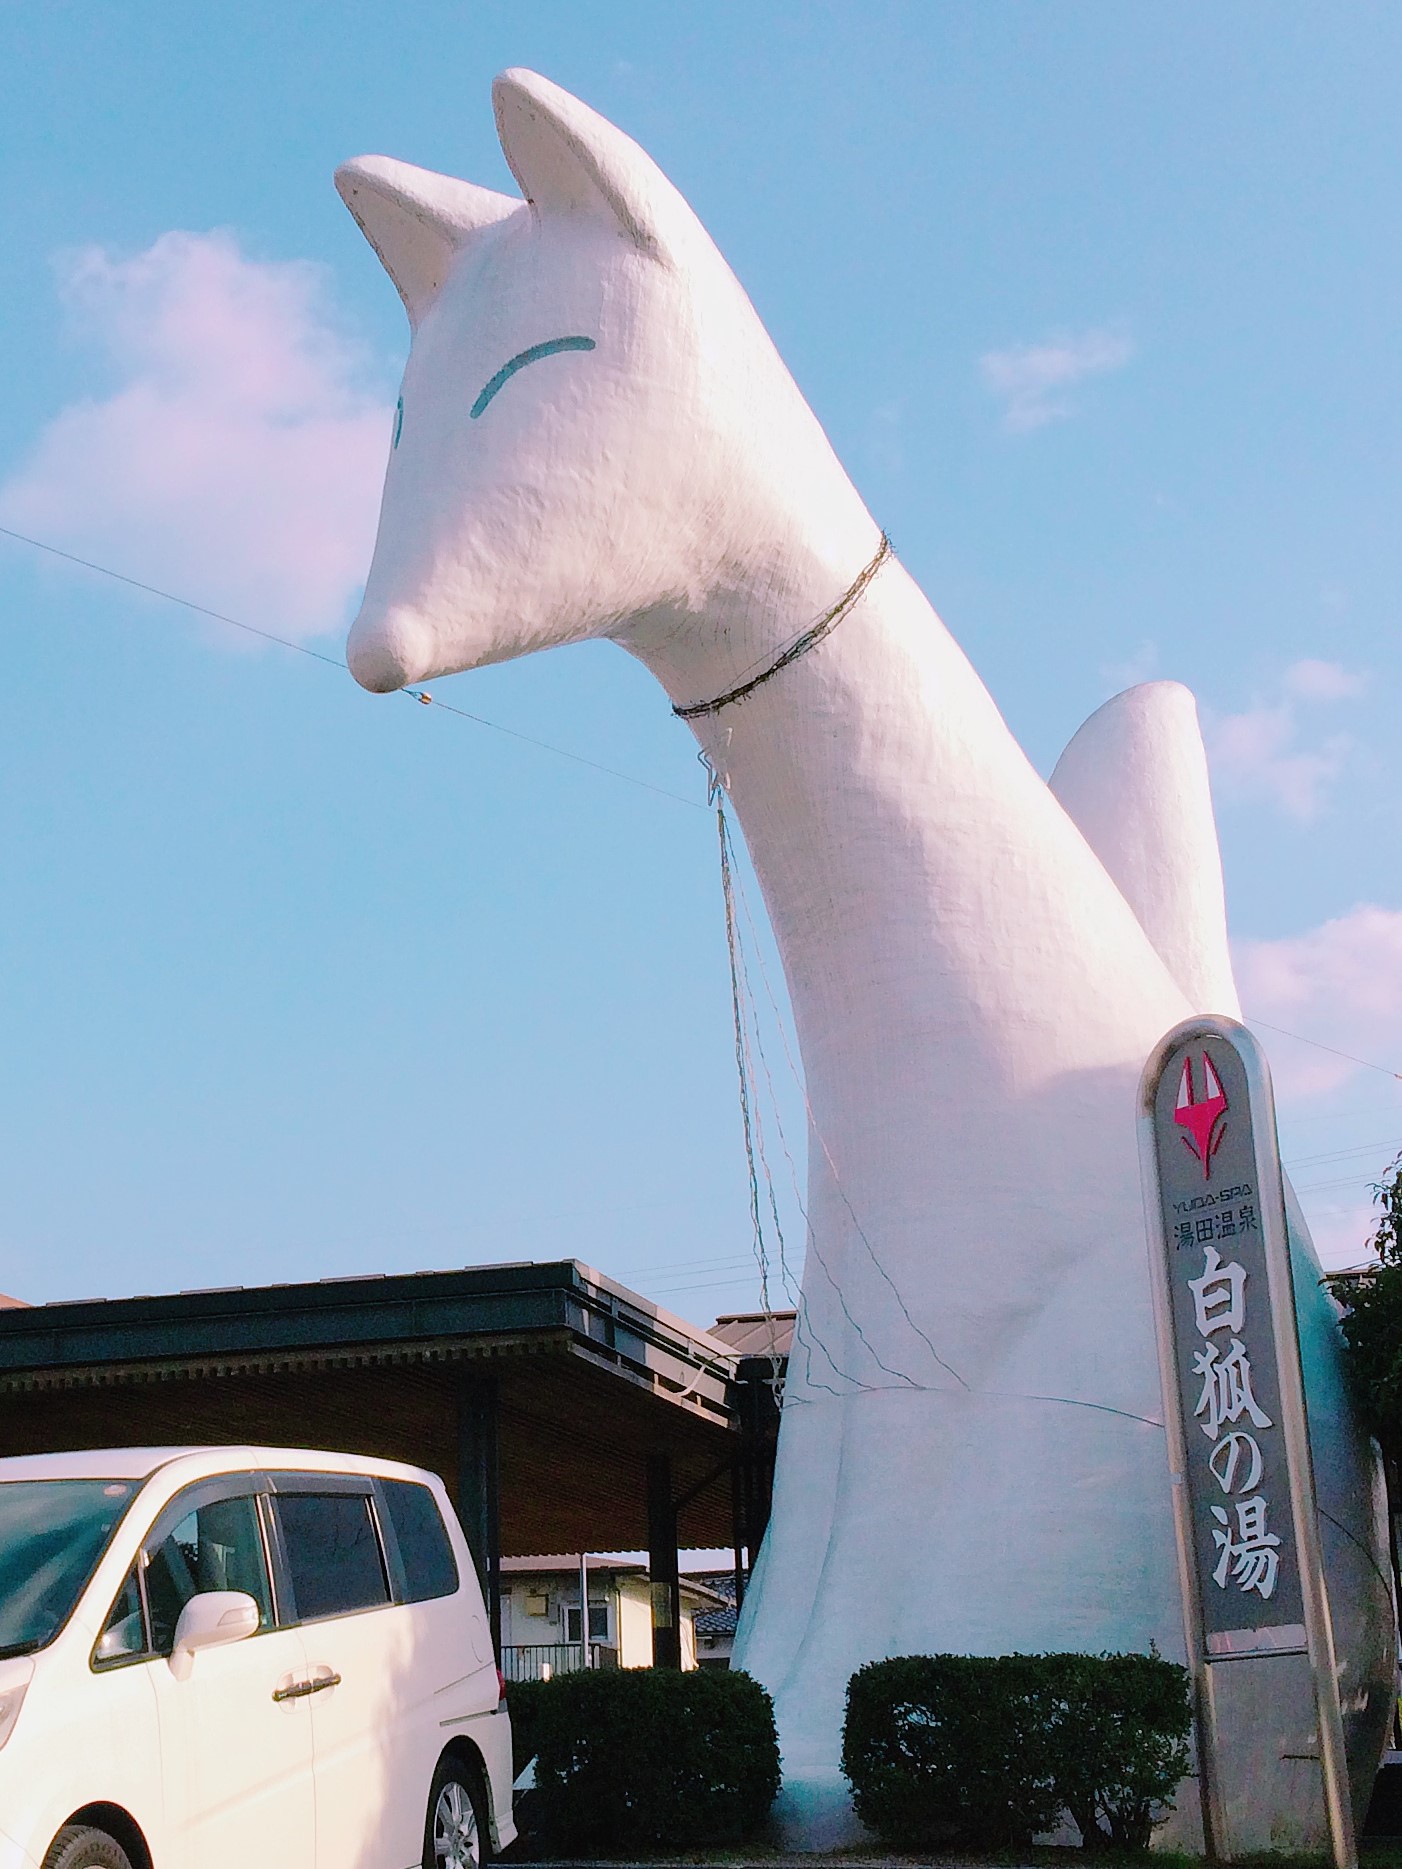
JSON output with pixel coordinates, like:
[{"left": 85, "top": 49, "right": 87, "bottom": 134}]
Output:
[{"left": 0, "top": 1479, "right": 142, "bottom": 1658}]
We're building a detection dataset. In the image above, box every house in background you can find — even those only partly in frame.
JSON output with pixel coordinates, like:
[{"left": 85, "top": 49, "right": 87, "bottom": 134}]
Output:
[
  {"left": 686, "top": 1568, "right": 740, "bottom": 1669},
  {"left": 708, "top": 1311, "right": 795, "bottom": 1360},
  {"left": 500, "top": 1555, "right": 728, "bottom": 1679}
]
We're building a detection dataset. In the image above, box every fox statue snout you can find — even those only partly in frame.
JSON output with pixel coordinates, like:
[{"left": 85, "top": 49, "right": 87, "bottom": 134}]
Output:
[{"left": 346, "top": 603, "right": 435, "bottom": 693}]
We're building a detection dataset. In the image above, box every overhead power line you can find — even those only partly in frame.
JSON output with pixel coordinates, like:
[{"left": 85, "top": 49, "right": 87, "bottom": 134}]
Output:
[
  {"left": 0, "top": 523, "right": 703, "bottom": 811},
  {"left": 1284, "top": 1137, "right": 1402, "bottom": 1171},
  {"left": 1293, "top": 1173, "right": 1396, "bottom": 1197},
  {"left": 1246, "top": 1016, "right": 1402, "bottom": 1084},
  {"left": 5, "top": 526, "right": 1399, "bottom": 1094}
]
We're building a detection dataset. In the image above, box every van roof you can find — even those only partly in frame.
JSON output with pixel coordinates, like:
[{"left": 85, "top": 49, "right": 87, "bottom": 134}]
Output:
[{"left": 0, "top": 1446, "right": 440, "bottom": 1485}]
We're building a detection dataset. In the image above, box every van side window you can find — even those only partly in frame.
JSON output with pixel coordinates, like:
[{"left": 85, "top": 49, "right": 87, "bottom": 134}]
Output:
[
  {"left": 145, "top": 1495, "right": 273, "bottom": 1654},
  {"left": 274, "top": 1493, "right": 390, "bottom": 1622},
  {"left": 93, "top": 1564, "right": 147, "bottom": 1665},
  {"left": 380, "top": 1479, "right": 459, "bottom": 1603}
]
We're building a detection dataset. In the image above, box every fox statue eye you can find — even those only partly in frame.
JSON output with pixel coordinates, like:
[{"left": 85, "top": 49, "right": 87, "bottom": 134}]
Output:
[
  {"left": 470, "top": 335, "right": 596, "bottom": 419},
  {"left": 392, "top": 397, "right": 404, "bottom": 448}
]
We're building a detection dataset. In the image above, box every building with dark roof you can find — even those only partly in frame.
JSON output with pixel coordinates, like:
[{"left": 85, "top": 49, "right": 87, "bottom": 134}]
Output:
[{"left": 0, "top": 1262, "right": 788, "bottom": 1669}]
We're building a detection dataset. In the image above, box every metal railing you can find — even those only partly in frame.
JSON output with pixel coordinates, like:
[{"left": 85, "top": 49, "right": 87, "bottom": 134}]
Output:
[{"left": 502, "top": 1642, "right": 620, "bottom": 1682}]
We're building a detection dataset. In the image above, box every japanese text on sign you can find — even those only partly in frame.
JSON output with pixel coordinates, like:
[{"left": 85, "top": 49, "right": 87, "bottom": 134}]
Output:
[
  {"left": 1188, "top": 1246, "right": 1280, "bottom": 1598},
  {"left": 1153, "top": 1036, "right": 1302, "bottom": 1637}
]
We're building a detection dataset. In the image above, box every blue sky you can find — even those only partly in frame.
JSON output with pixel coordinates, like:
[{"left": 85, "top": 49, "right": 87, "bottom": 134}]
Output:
[{"left": 2, "top": 2, "right": 1400, "bottom": 1315}]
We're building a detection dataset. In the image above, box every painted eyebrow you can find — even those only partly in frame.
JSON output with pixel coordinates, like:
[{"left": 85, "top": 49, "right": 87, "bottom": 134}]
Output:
[{"left": 470, "top": 335, "right": 597, "bottom": 419}]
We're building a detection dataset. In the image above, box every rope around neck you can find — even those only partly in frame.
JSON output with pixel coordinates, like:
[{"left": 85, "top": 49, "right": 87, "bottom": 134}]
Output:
[{"left": 672, "top": 533, "right": 893, "bottom": 722}]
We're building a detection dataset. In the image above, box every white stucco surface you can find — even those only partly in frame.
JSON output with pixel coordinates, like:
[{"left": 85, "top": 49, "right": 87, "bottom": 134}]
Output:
[
  {"left": 1050, "top": 681, "right": 1240, "bottom": 1018},
  {"left": 335, "top": 70, "right": 1392, "bottom": 1846}
]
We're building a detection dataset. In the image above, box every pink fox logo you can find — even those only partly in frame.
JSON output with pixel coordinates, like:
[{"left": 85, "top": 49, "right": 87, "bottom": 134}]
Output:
[{"left": 1174, "top": 1052, "right": 1228, "bottom": 1179}]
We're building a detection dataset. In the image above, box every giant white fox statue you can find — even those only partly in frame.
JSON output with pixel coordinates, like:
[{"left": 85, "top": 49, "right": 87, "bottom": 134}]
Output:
[{"left": 335, "top": 70, "right": 1393, "bottom": 1844}]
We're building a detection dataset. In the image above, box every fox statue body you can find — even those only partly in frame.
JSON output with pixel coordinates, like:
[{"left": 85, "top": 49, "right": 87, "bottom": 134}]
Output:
[{"left": 335, "top": 71, "right": 1393, "bottom": 1844}]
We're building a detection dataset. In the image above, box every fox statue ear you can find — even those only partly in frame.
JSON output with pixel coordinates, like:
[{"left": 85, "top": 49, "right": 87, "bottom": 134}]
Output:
[
  {"left": 492, "top": 68, "right": 690, "bottom": 262},
  {"left": 335, "top": 156, "right": 519, "bottom": 327}
]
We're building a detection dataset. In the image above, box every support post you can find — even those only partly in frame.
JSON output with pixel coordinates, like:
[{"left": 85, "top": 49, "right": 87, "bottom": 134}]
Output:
[
  {"left": 578, "top": 1550, "right": 590, "bottom": 1669},
  {"left": 646, "top": 1452, "right": 681, "bottom": 1670},
  {"left": 735, "top": 1356, "right": 780, "bottom": 1570},
  {"left": 457, "top": 1370, "right": 502, "bottom": 1657},
  {"left": 731, "top": 1456, "right": 746, "bottom": 1614}
]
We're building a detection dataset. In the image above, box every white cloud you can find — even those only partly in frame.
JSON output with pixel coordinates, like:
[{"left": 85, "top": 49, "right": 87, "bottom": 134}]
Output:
[
  {"left": 1209, "top": 706, "right": 1348, "bottom": 822},
  {"left": 1236, "top": 904, "right": 1402, "bottom": 1266},
  {"left": 1205, "top": 658, "right": 1360, "bottom": 822},
  {"left": 1236, "top": 905, "right": 1402, "bottom": 1100},
  {"left": 979, "top": 326, "right": 1133, "bottom": 432},
  {"left": 0, "top": 231, "right": 392, "bottom": 641},
  {"left": 1282, "top": 657, "right": 1364, "bottom": 702}
]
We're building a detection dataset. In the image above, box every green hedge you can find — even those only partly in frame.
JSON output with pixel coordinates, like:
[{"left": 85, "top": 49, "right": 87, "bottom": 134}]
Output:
[
  {"left": 509, "top": 1667, "right": 781, "bottom": 1853},
  {"left": 1046, "top": 1651, "right": 1195, "bottom": 1849},
  {"left": 1326, "top": 1152, "right": 1402, "bottom": 1459},
  {"left": 842, "top": 1650, "right": 1191, "bottom": 1851},
  {"left": 505, "top": 1676, "right": 550, "bottom": 1779}
]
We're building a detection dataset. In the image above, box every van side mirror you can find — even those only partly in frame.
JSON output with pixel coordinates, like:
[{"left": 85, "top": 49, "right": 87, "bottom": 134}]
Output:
[{"left": 169, "top": 1590, "right": 260, "bottom": 1681}]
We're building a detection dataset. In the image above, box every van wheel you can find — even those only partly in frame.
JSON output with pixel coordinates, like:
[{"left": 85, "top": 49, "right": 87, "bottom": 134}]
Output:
[
  {"left": 425, "top": 1754, "right": 492, "bottom": 1869},
  {"left": 42, "top": 1829, "right": 135, "bottom": 1869}
]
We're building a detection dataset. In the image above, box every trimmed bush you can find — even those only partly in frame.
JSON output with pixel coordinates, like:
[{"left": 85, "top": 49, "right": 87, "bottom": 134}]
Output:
[
  {"left": 1042, "top": 1651, "right": 1193, "bottom": 1850},
  {"left": 842, "top": 1650, "right": 1191, "bottom": 1851},
  {"left": 516, "top": 1666, "right": 781, "bottom": 1853},
  {"left": 842, "top": 1654, "right": 1063, "bottom": 1847},
  {"left": 505, "top": 1677, "right": 550, "bottom": 1779}
]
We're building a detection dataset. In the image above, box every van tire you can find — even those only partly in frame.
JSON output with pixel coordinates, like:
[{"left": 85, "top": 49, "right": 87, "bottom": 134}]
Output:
[
  {"left": 42, "top": 1829, "right": 135, "bottom": 1869},
  {"left": 424, "top": 1753, "right": 492, "bottom": 1869}
]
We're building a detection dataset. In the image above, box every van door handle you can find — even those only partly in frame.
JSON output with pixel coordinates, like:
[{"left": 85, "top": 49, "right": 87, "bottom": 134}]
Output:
[{"left": 273, "top": 1669, "right": 341, "bottom": 1702}]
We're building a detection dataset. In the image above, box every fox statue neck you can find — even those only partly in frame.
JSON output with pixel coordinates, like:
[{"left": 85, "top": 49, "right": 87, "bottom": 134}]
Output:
[{"left": 630, "top": 528, "right": 1191, "bottom": 1397}]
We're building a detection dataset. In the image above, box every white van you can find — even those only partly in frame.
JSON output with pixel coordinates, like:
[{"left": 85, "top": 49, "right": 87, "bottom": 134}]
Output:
[{"left": 0, "top": 1446, "right": 516, "bottom": 1869}]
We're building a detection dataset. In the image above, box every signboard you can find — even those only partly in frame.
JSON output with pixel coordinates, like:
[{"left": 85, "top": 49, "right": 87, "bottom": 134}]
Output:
[
  {"left": 1153, "top": 1037, "right": 1305, "bottom": 1652},
  {"left": 1140, "top": 1017, "right": 1353, "bottom": 1869}
]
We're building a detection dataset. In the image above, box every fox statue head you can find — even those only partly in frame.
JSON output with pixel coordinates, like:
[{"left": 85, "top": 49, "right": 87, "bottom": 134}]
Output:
[{"left": 338, "top": 69, "right": 875, "bottom": 702}]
